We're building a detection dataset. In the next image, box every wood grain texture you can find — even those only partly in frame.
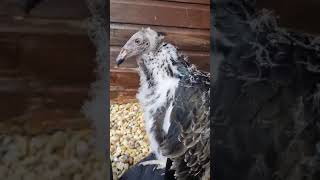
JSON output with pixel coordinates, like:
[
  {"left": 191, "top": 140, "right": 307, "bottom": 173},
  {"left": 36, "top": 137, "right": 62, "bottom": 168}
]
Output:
[
  {"left": 0, "top": 83, "right": 90, "bottom": 130},
  {"left": 18, "top": 35, "right": 96, "bottom": 85},
  {"left": 163, "top": 0, "right": 209, "bottom": 5},
  {"left": 0, "top": 33, "right": 19, "bottom": 70},
  {"left": 110, "top": 0, "right": 210, "bottom": 29},
  {"left": 40, "top": 86, "right": 90, "bottom": 109},
  {"left": 28, "top": 0, "right": 89, "bottom": 19},
  {"left": 0, "top": 0, "right": 94, "bottom": 130},
  {"left": 0, "top": 17, "right": 87, "bottom": 35},
  {"left": 257, "top": 0, "right": 320, "bottom": 35},
  {"left": 0, "top": 82, "right": 91, "bottom": 133},
  {"left": 110, "top": 86, "right": 138, "bottom": 104},
  {"left": 0, "top": 0, "right": 24, "bottom": 16},
  {"left": 110, "top": 68, "right": 140, "bottom": 90},
  {"left": 0, "top": 92, "right": 28, "bottom": 121},
  {"left": 110, "top": 68, "right": 140, "bottom": 103},
  {"left": 110, "top": 23, "right": 210, "bottom": 51},
  {"left": 0, "top": 0, "right": 89, "bottom": 19},
  {"left": 0, "top": 33, "right": 95, "bottom": 126},
  {"left": 0, "top": 78, "right": 29, "bottom": 119}
]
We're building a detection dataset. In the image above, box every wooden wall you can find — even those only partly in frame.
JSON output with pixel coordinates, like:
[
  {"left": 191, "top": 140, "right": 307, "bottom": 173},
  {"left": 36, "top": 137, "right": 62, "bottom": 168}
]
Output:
[
  {"left": 257, "top": 0, "right": 320, "bottom": 35},
  {"left": 0, "top": 0, "right": 95, "bottom": 134},
  {"left": 110, "top": 0, "right": 210, "bottom": 102}
]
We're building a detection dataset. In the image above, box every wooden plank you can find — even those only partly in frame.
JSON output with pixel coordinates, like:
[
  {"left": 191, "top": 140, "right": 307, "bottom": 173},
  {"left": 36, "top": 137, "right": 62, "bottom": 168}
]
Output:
[
  {"left": 0, "top": 70, "right": 21, "bottom": 78},
  {"left": 110, "top": 68, "right": 140, "bottom": 89},
  {"left": 110, "top": 0, "right": 210, "bottom": 29},
  {"left": 0, "top": 92, "right": 28, "bottom": 120},
  {"left": 0, "top": 0, "right": 24, "bottom": 16},
  {"left": 257, "top": 0, "right": 320, "bottom": 35},
  {"left": 110, "top": 86, "right": 138, "bottom": 103},
  {"left": 0, "top": 78, "right": 29, "bottom": 120},
  {"left": 0, "top": 78, "right": 29, "bottom": 93},
  {"left": 110, "top": 46, "right": 210, "bottom": 71},
  {"left": 44, "top": 86, "right": 90, "bottom": 109},
  {"left": 29, "top": 0, "right": 90, "bottom": 19},
  {"left": 0, "top": 80, "right": 91, "bottom": 133},
  {"left": 110, "top": 23, "right": 210, "bottom": 51},
  {"left": 18, "top": 34, "right": 96, "bottom": 85},
  {"left": 0, "top": 17, "right": 88, "bottom": 35},
  {"left": 0, "top": 33, "right": 19, "bottom": 70},
  {"left": 0, "top": 77, "right": 90, "bottom": 108},
  {"left": 163, "top": 0, "right": 210, "bottom": 5},
  {"left": 0, "top": 0, "right": 89, "bottom": 18},
  {"left": 110, "top": 68, "right": 138, "bottom": 102}
]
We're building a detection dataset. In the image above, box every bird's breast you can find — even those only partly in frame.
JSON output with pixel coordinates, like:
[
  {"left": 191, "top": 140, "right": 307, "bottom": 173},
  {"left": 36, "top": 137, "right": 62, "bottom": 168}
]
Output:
[{"left": 137, "top": 77, "right": 179, "bottom": 132}]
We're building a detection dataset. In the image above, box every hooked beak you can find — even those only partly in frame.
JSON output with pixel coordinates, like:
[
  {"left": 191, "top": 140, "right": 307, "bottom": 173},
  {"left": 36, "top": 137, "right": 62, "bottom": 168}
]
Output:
[{"left": 116, "top": 48, "right": 128, "bottom": 66}]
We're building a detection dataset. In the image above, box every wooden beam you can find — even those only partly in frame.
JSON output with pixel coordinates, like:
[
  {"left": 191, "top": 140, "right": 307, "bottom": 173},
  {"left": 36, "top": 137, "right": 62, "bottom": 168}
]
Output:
[
  {"left": 0, "top": 0, "right": 89, "bottom": 19},
  {"left": 0, "top": 77, "right": 29, "bottom": 93},
  {"left": 0, "top": 78, "right": 91, "bottom": 133},
  {"left": 110, "top": 0, "right": 210, "bottom": 29},
  {"left": 0, "top": 1, "right": 24, "bottom": 16},
  {"left": 0, "top": 33, "right": 19, "bottom": 71},
  {"left": 0, "top": 17, "right": 88, "bottom": 35},
  {"left": 18, "top": 34, "right": 96, "bottom": 85},
  {"left": 28, "top": 0, "right": 89, "bottom": 19},
  {"left": 257, "top": 0, "right": 320, "bottom": 35},
  {"left": 110, "top": 68, "right": 140, "bottom": 90},
  {"left": 110, "top": 86, "right": 138, "bottom": 104},
  {"left": 163, "top": 0, "right": 210, "bottom": 5},
  {"left": 110, "top": 23, "right": 210, "bottom": 51},
  {"left": 0, "top": 91, "right": 29, "bottom": 121}
]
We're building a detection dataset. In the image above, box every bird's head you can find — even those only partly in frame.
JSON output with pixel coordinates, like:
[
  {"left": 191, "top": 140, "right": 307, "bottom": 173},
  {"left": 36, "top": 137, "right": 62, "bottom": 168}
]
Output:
[{"left": 116, "top": 27, "right": 165, "bottom": 66}]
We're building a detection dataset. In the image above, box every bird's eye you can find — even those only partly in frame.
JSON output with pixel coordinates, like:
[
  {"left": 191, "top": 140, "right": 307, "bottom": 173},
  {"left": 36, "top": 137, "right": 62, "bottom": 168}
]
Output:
[
  {"left": 146, "top": 42, "right": 149, "bottom": 46},
  {"left": 135, "top": 39, "right": 141, "bottom": 44}
]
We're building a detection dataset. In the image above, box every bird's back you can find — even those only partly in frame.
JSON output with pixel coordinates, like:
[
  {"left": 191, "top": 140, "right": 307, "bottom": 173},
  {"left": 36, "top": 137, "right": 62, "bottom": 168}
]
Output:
[{"left": 159, "top": 53, "right": 210, "bottom": 179}]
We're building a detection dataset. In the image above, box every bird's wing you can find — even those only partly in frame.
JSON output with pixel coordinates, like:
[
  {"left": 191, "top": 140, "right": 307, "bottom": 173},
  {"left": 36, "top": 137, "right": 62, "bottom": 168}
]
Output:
[{"left": 159, "top": 77, "right": 210, "bottom": 179}]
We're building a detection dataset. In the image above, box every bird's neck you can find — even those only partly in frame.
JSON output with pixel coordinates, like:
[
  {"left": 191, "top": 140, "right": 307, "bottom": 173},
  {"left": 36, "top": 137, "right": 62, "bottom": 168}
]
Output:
[{"left": 137, "top": 55, "right": 172, "bottom": 85}]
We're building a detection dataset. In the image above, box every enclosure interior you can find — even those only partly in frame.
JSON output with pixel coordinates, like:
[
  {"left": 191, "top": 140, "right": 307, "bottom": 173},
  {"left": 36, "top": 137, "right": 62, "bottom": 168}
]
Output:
[{"left": 109, "top": 0, "right": 210, "bottom": 178}]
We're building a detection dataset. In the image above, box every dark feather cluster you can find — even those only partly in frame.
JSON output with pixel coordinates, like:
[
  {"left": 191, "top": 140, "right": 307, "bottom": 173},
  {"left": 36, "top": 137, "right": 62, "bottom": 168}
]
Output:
[
  {"left": 212, "top": 0, "right": 320, "bottom": 180},
  {"left": 160, "top": 55, "right": 210, "bottom": 179}
]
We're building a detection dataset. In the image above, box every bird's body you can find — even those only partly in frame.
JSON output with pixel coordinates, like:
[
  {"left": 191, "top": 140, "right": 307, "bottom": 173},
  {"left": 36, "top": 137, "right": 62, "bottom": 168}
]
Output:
[
  {"left": 116, "top": 28, "right": 210, "bottom": 179},
  {"left": 136, "top": 43, "right": 181, "bottom": 164}
]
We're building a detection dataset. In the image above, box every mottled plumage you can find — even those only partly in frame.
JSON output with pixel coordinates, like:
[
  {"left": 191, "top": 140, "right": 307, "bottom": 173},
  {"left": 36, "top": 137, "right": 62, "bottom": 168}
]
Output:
[{"left": 116, "top": 28, "right": 210, "bottom": 180}]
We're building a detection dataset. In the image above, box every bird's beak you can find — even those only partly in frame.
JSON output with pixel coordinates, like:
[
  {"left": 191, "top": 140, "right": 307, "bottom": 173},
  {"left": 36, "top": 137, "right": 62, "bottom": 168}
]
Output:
[{"left": 116, "top": 48, "right": 128, "bottom": 66}]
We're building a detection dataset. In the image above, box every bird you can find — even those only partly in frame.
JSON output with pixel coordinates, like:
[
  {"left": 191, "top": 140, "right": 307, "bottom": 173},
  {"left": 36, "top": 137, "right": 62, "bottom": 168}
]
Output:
[
  {"left": 116, "top": 27, "right": 210, "bottom": 180},
  {"left": 212, "top": 0, "right": 320, "bottom": 180}
]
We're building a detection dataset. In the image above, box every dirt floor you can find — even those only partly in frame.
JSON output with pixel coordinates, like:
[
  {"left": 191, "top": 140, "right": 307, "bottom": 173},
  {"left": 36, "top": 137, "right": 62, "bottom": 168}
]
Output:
[
  {"left": 110, "top": 102, "right": 150, "bottom": 179},
  {"left": 0, "top": 130, "right": 107, "bottom": 180}
]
